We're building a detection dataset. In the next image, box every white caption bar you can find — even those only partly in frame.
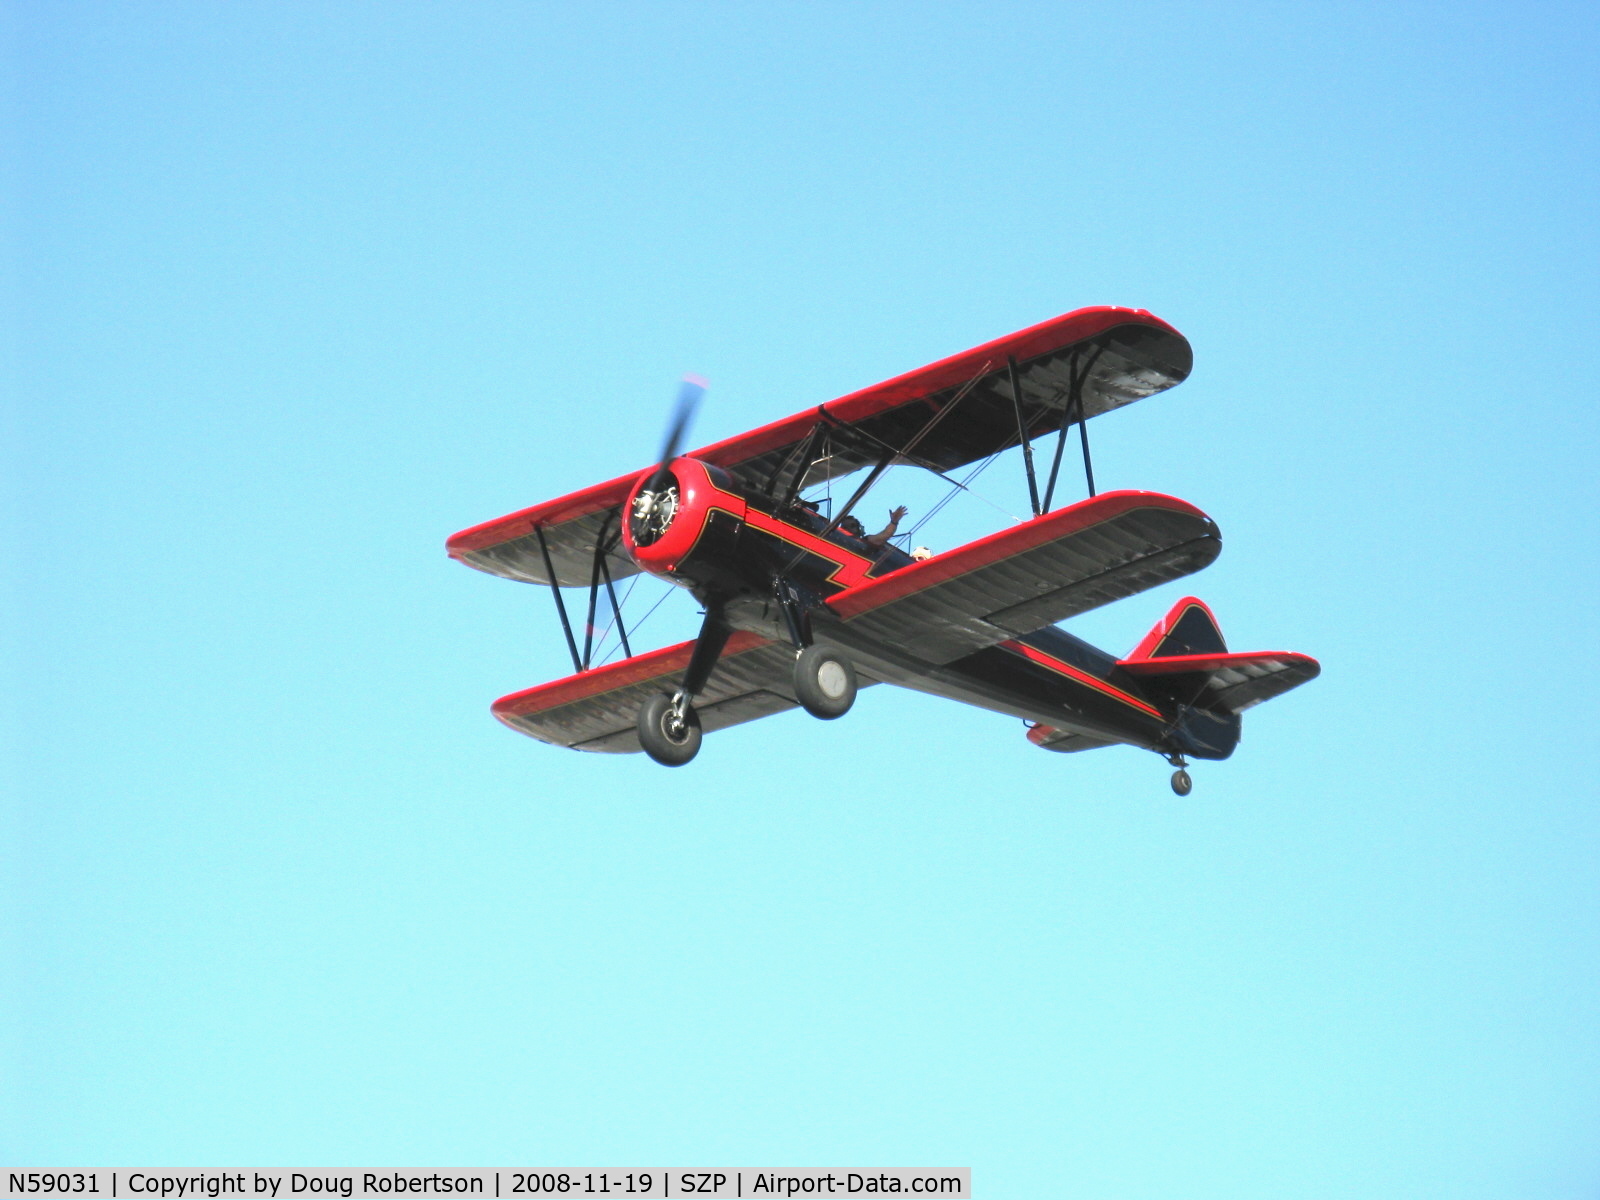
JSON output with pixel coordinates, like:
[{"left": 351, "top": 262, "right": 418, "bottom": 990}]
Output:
[{"left": 1, "top": 1171, "right": 971, "bottom": 1200}]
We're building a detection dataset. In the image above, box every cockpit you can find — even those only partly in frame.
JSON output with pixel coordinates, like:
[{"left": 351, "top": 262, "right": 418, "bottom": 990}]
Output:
[{"left": 784, "top": 497, "right": 917, "bottom": 573}]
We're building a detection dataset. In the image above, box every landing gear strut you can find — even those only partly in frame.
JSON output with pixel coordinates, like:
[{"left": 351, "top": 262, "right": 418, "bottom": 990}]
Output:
[{"left": 637, "top": 600, "right": 729, "bottom": 767}]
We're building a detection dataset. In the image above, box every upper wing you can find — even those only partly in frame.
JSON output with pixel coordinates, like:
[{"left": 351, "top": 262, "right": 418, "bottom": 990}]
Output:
[
  {"left": 446, "top": 306, "right": 1191, "bottom": 586},
  {"left": 446, "top": 476, "right": 637, "bottom": 589},
  {"left": 824, "top": 491, "right": 1221, "bottom": 665},
  {"left": 696, "top": 305, "right": 1190, "bottom": 494},
  {"left": 1118, "top": 650, "right": 1321, "bottom": 713},
  {"left": 492, "top": 631, "right": 855, "bottom": 753}
]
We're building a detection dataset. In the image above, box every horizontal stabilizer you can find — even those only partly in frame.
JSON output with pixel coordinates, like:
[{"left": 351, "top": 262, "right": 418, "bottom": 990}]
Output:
[
  {"left": 1026, "top": 724, "right": 1117, "bottom": 754},
  {"left": 1117, "top": 649, "right": 1320, "bottom": 713}
]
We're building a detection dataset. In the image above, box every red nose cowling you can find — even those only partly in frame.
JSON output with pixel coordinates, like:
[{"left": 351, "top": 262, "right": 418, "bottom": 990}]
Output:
[{"left": 621, "top": 457, "right": 749, "bottom": 592}]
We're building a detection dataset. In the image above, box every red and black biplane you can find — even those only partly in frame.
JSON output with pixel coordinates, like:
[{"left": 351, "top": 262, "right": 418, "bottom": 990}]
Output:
[{"left": 447, "top": 307, "right": 1318, "bottom": 793}]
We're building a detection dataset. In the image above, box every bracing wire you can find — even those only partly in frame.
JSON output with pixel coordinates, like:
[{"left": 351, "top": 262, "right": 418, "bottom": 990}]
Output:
[
  {"left": 905, "top": 451, "right": 1013, "bottom": 542},
  {"left": 587, "top": 568, "right": 642, "bottom": 665},
  {"left": 595, "top": 581, "right": 675, "bottom": 668},
  {"left": 903, "top": 373, "right": 1083, "bottom": 544}
]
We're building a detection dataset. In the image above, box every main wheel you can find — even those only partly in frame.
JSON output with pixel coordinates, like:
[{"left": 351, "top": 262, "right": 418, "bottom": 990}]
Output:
[
  {"left": 793, "top": 644, "right": 857, "bottom": 719},
  {"left": 1170, "top": 768, "right": 1193, "bottom": 796},
  {"left": 637, "top": 693, "right": 702, "bottom": 766}
]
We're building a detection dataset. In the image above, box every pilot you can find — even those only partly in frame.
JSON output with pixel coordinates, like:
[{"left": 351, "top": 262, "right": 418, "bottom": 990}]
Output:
[
  {"left": 865, "top": 506, "right": 908, "bottom": 548},
  {"left": 837, "top": 506, "right": 908, "bottom": 545}
]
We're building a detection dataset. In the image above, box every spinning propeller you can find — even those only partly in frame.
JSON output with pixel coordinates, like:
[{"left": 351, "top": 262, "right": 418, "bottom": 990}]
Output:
[
  {"left": 631, "top": 375, "right": 706, "bottom": 546},
  {"left": 654, "top": 375, "right": 705, "bottom": 485}
]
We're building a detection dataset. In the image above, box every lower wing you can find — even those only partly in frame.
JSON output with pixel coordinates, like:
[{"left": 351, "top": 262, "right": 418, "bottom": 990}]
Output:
[{"left": 491, "top": 632, "right": 844, "bottom": 752}]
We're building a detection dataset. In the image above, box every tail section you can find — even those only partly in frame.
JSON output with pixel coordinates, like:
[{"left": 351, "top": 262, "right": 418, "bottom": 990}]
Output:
[
  {"left": 1117, "top": 595, "right": 1319, "bottom": 720},
  {"left": 1022, "top": 597, "right": 1318, "bottom": 763},
  {"left": 1026, "top": 596, "right": 1319, "bottom": 773},
  {"left": 1115, "top": 596, "right": 1320, "bottom": 760}
]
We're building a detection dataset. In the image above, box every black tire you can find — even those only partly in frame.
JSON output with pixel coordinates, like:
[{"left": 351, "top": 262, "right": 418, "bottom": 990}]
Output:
[
  {"left": 1170, "top": 768, "right": 1193, "bottom": 797},
  {"left": 794, "top": 644, "right": 857, "bottom": 720},
  {"left": 637, "top": 693, "right": 701, "bottom": 766}
]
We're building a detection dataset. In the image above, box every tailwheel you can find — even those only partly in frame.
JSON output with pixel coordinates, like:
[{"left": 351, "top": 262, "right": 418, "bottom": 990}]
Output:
[
  {"left": 1164, "top": 753, "right": 1192, "bottom": 796},
  {"left": 793, "top": 644, "right": 857, "bottom": 720},
  {"left": 638, "top": 692, "right": 702, "bottom": 766}
]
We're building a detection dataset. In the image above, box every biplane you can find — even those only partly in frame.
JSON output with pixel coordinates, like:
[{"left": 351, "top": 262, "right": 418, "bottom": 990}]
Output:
[{"left": 447, "top": 306, "right": 1318, "bottom": 793}]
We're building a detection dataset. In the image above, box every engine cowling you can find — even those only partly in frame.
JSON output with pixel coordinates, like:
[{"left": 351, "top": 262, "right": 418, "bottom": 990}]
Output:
[{"left": 621, "top": 457, "right": 749, "bottom": 589}]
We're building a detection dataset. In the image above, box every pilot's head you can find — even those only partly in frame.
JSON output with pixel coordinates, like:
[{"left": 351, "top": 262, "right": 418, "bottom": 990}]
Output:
[{"left": 839, "top": 515, "right": 865, "bottom": 538}]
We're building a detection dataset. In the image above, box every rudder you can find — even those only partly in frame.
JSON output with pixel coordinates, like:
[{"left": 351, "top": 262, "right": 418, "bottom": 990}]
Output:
[{"left": 1125, "top": 596, "right": 1225, "bottom": 661}]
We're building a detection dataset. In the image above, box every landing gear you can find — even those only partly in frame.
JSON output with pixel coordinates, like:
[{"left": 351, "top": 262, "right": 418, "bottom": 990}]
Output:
[
  {"left": 638, "top": 692, "right": 702, "bottom": 766},
  {"left": 1165, "top": 753, "right": 1193, "bottom": 796},
  {"left": 793, "top": 644, "right": 857, "bottom": 719},
  {"left": 637, "top": 601, "right": 727, "bottom": 767}
]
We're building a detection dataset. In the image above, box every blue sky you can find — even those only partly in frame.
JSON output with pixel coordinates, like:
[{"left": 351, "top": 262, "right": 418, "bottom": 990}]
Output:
[{"left": 6, "top": 2, "right": 1598, "bottom": 1195}]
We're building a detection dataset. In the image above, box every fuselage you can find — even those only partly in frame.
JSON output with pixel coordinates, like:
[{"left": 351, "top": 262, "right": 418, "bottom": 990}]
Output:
[{"left": 620, "top": 457, "right": 1238, "bottom": 760}]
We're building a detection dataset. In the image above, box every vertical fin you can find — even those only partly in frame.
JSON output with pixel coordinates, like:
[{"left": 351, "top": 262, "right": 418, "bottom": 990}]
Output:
[{"left": 1126, "top": 596, "right": 1226, "bottom": 661}]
